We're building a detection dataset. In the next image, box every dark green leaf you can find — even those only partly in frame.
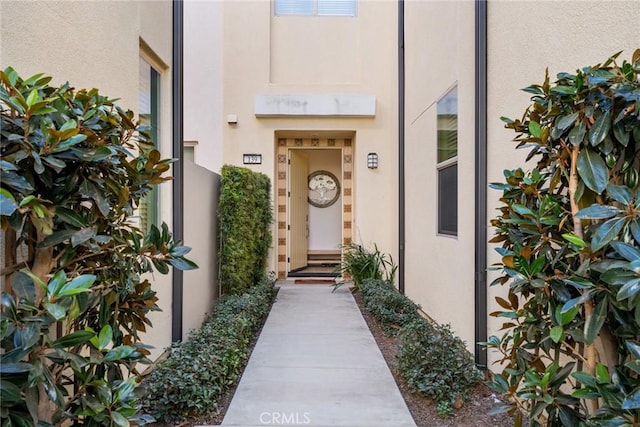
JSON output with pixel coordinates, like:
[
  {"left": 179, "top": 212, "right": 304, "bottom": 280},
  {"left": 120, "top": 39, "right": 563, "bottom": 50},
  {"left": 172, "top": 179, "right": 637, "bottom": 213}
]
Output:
[
  {"left": 39, "top": 229, "right": 76, "bottom": 248},
  {"left": 80, "top": 180, "right": 110, "bottom": 217},
  {"left": 51, "top": 330, "right": 95, "bottom": 348},
  {"left": 46, "top": 270, "right": 67, "bottom": 297},
  {"left": 0, "top": 362, "right": 33, "bottom": 374},
  {"left": 71, "top": 227, "right": 96, "bottom": 248},
  {"left": 577, "top": 149, "right": 608, "bottom": 194},
  {"left": 617, "top": 278, "right": 640, "bottom": 301},
  {"left": 607, "top": 184, "right": 633, "bottom": 205},
  {"left": 53, "top": 134, "right": 87, "bottom": 153},
  {"left": 44, "top": 302, "right": 66, "bottom": 320},
  {"left": 626, "top": 341, "right": 640, "bottom": 358},
  {"left": 96, "top": 325, "right": 112, "bottom": 351},
  {"left": 55, "top": 207, "right": 85, "bottom": 228},
  {"left": 631, "top": 221, "right": 640, "bottom": 245},
  {"left": 11, "top": 271, "right": 35, "bottom": 302},
  {"left": 613, "top": 122, "right": 630, "bottom": 146},
  {"left": 103, "top": 345, "right": 135, "bottom": 362},
  {"left": 0, "top": 160, "right": 18, "bottom": 171},
  {"left": 0, "top": 189, "right": 18, "bottom": 216},
  {"left": 58, "top": 275, "right": 95, "bottom": 297},
  {"left": 592, "top": 217, "right": 626, "bottom": 251},
  {"left": 111, "top": 411, "right": 130, "bottom": 427},
  {"left": 551, "top": 85, "right": 577, "bottom": 95},
  {"left": 588, "top": 110, "right": 611, "bottom": 146},
  {"left": 558, "top": 112, "right": 579, "bottom": 131},
  {"left": 585, "top": 298, "right": 608, "bottom": 344},
  {"left": 168, "top": 257, "right": 198, "bottom": 271},
  {"left": 41, "top": 155, "right": 66, "bottom": 172},
  {"left": 0, "top": 380, "right": 22, "bottom": 403},
  {"left": 575, "top": 204, "right": 621, "bottom": 220},
  {"left": 627, "top": 360, "right": 640, "bottom": 374},
  {"left": 1, "top": 171, "right": 34, "bottom": 193},
  {"left": 610, "top": 241, "right": 640, "bottom": 261},
  {"left": 621, "top": 387, "right": 640, "bottom": 409}
]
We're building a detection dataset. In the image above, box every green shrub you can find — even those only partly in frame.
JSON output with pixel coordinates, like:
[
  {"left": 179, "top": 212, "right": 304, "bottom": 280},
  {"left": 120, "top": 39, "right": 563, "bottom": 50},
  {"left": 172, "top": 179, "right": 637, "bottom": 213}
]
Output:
[
  {"left": 0, "top": 68, "right": 195, "bottom": 426},
  {"left": 398, "top": 319, "right": 481, "bottom": 405},
  {"left": 335, "top": 243, "right": 397, "bottom": 291},
  {"left": 359, "top": 278, "right": 480, "bottom": 408},
  {"left": 361, "top": 278, "right": 420, "bottom": 334},
  {"left": 485, "top": 50, "right": 640, "bottom": 425},
  {"left": 142, "top": 276, "right": 276, "bottom": 423},
  {"left": 219, "top": 165, "right": 273, "bottom": 294}
]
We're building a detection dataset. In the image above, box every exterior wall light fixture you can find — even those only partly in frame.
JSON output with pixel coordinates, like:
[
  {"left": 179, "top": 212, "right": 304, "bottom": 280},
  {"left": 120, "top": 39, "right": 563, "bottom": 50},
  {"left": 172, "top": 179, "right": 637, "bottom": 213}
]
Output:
[{"left": 367, "top": 152, "right": 378, "bottom": 169}]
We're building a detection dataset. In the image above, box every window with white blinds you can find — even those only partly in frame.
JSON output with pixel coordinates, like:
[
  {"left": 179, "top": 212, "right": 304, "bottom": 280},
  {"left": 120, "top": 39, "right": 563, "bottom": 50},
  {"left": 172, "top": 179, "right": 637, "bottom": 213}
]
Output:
[{"left": 275, "top": 0, "right": 356, "bottom": 16}]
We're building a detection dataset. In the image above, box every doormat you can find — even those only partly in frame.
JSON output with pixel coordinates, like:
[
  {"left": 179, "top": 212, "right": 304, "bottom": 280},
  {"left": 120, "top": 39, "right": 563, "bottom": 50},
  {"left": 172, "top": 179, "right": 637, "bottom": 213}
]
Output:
[{"left": 294, "top": 279, "right": 336, "bottom": 284}]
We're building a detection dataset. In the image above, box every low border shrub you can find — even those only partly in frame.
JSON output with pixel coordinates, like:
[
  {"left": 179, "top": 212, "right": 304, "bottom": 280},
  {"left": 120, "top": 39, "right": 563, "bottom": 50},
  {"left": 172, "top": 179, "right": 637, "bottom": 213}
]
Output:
[
  {"left": 361, "top": 278, "right": 420, "bottom": 334},
  {"left": 360, "top": 279, "right": 481, "bottom": 409},
  {"left": 398, "top": 319, "right": 481, "bottom": 405},
  {"left": 142, "top": 276, "right": 277, "bottom": 422}
]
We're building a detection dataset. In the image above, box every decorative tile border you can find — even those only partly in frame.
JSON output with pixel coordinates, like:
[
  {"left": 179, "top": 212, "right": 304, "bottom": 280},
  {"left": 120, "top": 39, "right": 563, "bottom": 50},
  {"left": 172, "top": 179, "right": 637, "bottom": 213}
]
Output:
[{"left": 276, "top": 137, "right": 353, "bottom": 279}]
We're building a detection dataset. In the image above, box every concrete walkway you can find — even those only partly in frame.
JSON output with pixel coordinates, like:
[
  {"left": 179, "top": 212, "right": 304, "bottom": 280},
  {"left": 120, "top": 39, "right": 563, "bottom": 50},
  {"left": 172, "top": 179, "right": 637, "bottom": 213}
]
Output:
[{"left": 219, "top": 283, "right": 416, "bottom": 427}]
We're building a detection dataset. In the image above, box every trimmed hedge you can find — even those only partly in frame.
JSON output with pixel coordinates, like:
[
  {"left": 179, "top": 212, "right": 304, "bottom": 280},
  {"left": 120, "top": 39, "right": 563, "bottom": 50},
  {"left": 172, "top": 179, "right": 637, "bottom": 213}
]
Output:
[
  {"left": 360, "top": 279, "right": 481, "bottom": 407},
  {"left": 398, "top": 319, "right": 481, "bottom": 405},
  {"left": 361, "top": 278, "right": 419, "bottom": 334},
  {"left": 142, "top": 277, "right": 277, "bottom": 422},
  {"left": 219, "top": 165, "right": 273, "bottom": 294}
]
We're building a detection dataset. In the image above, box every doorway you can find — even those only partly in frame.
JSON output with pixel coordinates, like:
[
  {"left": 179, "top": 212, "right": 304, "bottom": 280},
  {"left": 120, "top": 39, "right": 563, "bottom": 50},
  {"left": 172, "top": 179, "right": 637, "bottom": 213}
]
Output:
[{"left": 275, "top": 135, "right": 354, "bottom": 279}]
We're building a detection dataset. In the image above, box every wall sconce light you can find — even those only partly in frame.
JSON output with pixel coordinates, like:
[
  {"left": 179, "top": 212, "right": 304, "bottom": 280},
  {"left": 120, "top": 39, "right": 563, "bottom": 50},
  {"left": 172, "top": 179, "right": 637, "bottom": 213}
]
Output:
[{"left": 367, "top": 152, "right": 378, "bottom": 169}]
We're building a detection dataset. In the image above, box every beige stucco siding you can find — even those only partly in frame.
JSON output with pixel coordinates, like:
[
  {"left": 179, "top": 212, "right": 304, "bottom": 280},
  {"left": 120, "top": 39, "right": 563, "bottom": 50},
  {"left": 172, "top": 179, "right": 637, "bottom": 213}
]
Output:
[
  {"left": 404, "top": 0, "right": 477, "bottom": 351},
  {"left": 184, "top": 0, "right": 224, "bottom": 172},
  {"left": 0, "top": 0, "right": 175, "bottom": 359},
  {"left": 485, "top": 0, "right": 640, "bottom": 367},
  {"left": 221, "top": 0, "right": 399, "bottom": 272}
]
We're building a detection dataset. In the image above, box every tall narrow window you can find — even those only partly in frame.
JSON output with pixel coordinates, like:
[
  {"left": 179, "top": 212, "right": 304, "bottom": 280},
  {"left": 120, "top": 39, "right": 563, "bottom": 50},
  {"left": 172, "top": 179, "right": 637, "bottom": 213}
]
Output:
[
  {"left": 139, "top": 57, "right": 160, "bottom": 231},
  {"left": 437, "top": 85, "right": 458, "bottom": 236},
  {"left": 275, "top": 0, "right": 356, "bottom": 16}
]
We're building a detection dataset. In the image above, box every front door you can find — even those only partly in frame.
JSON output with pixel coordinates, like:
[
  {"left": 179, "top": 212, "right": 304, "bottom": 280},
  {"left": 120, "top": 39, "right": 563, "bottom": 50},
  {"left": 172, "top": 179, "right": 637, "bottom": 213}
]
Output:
[{"left": 288, "top": 150, "right": 309, "bottom": 272}]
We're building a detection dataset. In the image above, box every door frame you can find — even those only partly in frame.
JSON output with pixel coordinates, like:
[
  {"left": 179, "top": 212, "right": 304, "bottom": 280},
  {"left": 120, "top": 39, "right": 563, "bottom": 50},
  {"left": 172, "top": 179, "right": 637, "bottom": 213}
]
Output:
[{"left": 275, "top": 135, "right": 354, "bottom": 279}]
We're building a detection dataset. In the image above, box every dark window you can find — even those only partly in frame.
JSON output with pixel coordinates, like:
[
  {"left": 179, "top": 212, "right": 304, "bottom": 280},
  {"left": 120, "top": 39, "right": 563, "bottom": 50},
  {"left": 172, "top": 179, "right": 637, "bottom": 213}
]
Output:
[
  {"left": 438, "top": 163, "right": 458, "bottom": 235},
  {"left": 437, "top": 85, "right": 457, "bottom": 236}
]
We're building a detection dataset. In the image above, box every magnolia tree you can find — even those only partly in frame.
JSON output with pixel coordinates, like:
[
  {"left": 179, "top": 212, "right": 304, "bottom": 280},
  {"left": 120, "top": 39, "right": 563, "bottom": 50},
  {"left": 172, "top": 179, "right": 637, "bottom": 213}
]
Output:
[
  {"left": 0, "top": 68, "right": 196, "bottom": 426},
  {"left": 486, "top": 50, "right": 640, "bottom": 426}
]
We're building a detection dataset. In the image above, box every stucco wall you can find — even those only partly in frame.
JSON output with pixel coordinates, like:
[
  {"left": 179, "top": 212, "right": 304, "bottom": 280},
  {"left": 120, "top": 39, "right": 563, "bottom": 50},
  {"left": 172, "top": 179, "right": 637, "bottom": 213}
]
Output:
[
  {"left": 403, "top": 0, "right": 477, "bottom": 350},
  {"left": 0, "top": 0, "right": 175, "bottom": 359},
  {"left": 485, "top": 0, "right": 640, "bottom": 366},
  {"left": 183, "top": 162, "right": 220, "bottom": 337},
  {"left": 184, "top": 0, "right": 224, "bottom": 173},
  {"left": 221, "top": 0, "right": 398, "bottom": 272}
]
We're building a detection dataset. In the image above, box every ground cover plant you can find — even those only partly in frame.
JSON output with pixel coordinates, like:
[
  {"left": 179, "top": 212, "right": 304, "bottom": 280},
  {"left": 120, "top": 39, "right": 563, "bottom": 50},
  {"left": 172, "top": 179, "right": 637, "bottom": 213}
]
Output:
[
  {"left": 142, "top": 276, "right": 277, "bottom": 423},
  {"left": 486, "top": 50, "right": 640, "bottom": 426},
  {"left": 0, "top": 67, "right": 196, "bottom": 426}
]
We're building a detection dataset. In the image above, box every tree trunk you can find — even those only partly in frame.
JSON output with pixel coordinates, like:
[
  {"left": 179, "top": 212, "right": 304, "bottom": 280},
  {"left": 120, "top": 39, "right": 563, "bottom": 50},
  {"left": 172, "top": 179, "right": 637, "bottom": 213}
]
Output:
[
  {"left": 569, "top": 145, "right": 598, "bottom": 415},
  {"left": 31, "top": 228, "right": 56, "bottom": 423}
]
